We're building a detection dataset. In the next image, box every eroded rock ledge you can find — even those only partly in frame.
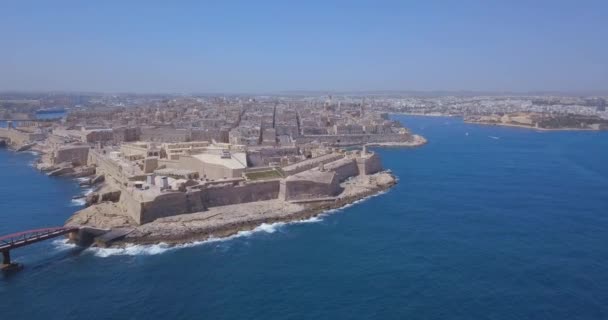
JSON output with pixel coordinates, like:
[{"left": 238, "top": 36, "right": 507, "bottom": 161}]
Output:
[{"left": 66, "top": 171, "right": 397, "bottom": 246}]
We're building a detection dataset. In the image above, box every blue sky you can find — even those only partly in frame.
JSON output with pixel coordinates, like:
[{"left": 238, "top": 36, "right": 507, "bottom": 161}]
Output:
[{"left": 1, "top": 0, "right": 606, "bottom": 93}]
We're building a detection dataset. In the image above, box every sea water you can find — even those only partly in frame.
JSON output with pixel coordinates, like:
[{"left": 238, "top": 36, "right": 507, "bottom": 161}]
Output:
[{"left": 1, "top": 115, "right": 607, "bottom": 319}]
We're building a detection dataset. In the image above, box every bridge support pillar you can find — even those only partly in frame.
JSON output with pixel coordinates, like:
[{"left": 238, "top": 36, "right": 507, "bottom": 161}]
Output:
[{"left": 2, "top": 251, "right": 10, "bottom": 265}]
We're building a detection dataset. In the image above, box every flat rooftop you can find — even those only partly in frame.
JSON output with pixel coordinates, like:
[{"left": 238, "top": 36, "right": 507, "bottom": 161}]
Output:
[
  {"left": 192, "top": 152, "right": 247, "bottom": 170},
  {"left": 154, "top": 168, "right": 198, "bottom": 177}
]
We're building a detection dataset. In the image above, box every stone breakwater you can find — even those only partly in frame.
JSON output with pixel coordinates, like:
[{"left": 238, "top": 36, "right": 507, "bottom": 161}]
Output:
[{"left": 67, "top": 171, "right": 397, "bottom": 246}]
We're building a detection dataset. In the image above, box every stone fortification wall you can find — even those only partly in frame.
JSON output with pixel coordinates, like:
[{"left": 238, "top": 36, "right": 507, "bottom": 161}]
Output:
[
  {"left": 118, "top": 180, "right": 279, "bottom": 224},
  {"left": 282, "top": 153, "right": 344, "bottom": 176},
  {"left": 53, "top": 146, "right": 90, "bottom": 166},
  {"left": 139, "top": 189, "right": 205, "bottom": 224},
  {"left": 203, "top": 180, "right": 280, "bottom": 208},
  {"left": 117, "top": 189, "right": 144, "bottom": 224},
  {"left": 356, "top": 153, "right": 383, "bottom": 175},
  {"left": 279, "top": 172, "right": 340, "bottom": 201},
  {"left": 109, "top": 155, "right": 375, "bottom": 225},
  {"left": 158, "top": 159, "right": 180, "bottom": 169},
  {"left": 296, "top": 133, "right": 411, "bottom": 146},
  {"left": 120, "top": 144, "right": 148, "bottom": 159},
  {"left": 324, "top": 157, "right": 359, "bottom": 182},
  {"left": 118, "top": 188, "right": 206, "bottom": 225},
  {"left": 88, "top": 150, "right": 131, "bottom": 185},
  {"left": 0, "top": 128, "right": 45, "bottom": 146},
  {"left": 249, "top": 146, "right": 299, "bottom": 166}
]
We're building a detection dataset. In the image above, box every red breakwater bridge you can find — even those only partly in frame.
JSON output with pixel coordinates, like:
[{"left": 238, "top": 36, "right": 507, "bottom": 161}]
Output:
[
  {"left": 0, "top": 227, "right": 78, "bottom": 269},
  {"left": 0, "top": 226, "right": 121, "bottom": 271}
]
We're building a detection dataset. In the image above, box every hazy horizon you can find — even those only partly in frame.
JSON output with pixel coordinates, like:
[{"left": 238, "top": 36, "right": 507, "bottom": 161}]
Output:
[
  {"left": 2, "top": 89, "right": 608, "bottom": 97},
  {"left": 2, "top": 1, "right": 607, "bottom": 93}
]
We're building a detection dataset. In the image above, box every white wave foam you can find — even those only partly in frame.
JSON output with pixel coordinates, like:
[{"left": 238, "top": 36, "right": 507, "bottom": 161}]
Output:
[
  {"left": 254, "top": 222, "right": 281, "bottom": 234},
  {"left": 89, "top": 243, "right": 174, "bottom": 257},
  {"left": 61, "top": 190, "right": 388, "bottom": 258},
  {"left": 76, "top": 177, "right": 90, "bottom": 183},
  {"left": 70, "top": 198, "right": 86, "bottom": 206},
  {"left": 298, "top": 216, "right": 323, "bottom": 223},
  {"left": 82, "top": 188, "right": 94, "bottom": 196},
  {"left": 52, "top": 239, "right": 78, "bottom": 251},
  {"left": 87, "top": 215, "right": 327, "bottom": 258}
]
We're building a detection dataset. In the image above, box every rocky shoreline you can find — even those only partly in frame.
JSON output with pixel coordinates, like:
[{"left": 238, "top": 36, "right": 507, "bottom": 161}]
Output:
[
  {"left": 2, "top": 137, "right": 407, "bottom": 248},
  {"left": 67, "top": 171, "right": 397, "bottom": 247},
  {"left": 366, "top": 134, "right": 427, "bottom": 147}
]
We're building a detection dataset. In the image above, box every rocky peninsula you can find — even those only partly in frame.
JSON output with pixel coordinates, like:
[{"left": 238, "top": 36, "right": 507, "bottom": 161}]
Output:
[
  {"left": 0, "top": 95, "right": 427, "bottom": 248},
  {"left": 464, "top": 113, "right": 608, "bottom": 131},
  {"left": 67, "top": 171, "right": 397, "bottom": 246}
]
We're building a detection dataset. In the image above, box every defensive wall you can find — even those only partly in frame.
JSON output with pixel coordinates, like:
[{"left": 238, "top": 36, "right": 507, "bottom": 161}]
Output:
[
  {"left": 323, "top": 157, "right": 359, "bottom": 182},
  {"left": 202, "top": 180, "right": 280, "bottom": 208},
  {"left": 117, "top": 179, "right": 281, "bottom": 224},
  {"left": 282, "top": 153, "right": 344, "bottom": 176},
  {"left": 357, "top": 152, "right": 383, "bottom": 175},
  {"left": 53, "top": 145, "right": 90, "bottom": 166},
  {"left": 88, "top": 149, "right": 132, "bottom": 185},
  {"left": 0, "top": 128, "right": 45, "bottom": 147},
  {"left": 296, "top": 133, "right": 411, "bottom": 146},
  {"left": 90, "top": 148, "right": 383, "bottom": 225},
  {"left": 279, "top": 170, "right": 340, "bottom": 201}
]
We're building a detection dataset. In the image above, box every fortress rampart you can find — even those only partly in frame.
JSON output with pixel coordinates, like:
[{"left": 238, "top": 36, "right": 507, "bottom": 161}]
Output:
[
  {"left": 324, "top": 157, "right": 359, "bottom": 182},
  {"left": 0, "top": 128, "right": 45, "bottom": 147},
  {"left": 89, "top": 147, "right": 384, "bottom": 225},
  {"left": 282, "top": 153, "right": 344, "bottom": 176},
  {"left": 203, "top": 180, "right": 280, "bottom": 208},
  {"left": 296, "top": 133, "right": 411, "bottom": 146}
]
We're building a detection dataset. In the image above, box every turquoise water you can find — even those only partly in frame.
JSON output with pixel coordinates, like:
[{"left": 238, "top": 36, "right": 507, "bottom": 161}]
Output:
[{"left": 1, "top": 115, "right": 608, "bottom": 319}]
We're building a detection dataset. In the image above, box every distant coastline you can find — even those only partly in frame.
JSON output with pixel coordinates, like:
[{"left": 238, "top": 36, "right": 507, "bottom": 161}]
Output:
[
  {"left": 462, "top": 120, "right": 604, "bottom": 131},
  {"left": 390, "top": 112, "right": 608, "bottom": 131},
  {"left": 463, "top": 113, "right": 608, "bottom": 131}
]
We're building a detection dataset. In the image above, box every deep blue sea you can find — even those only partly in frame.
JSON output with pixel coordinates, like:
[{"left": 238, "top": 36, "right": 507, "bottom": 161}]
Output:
[{"left": 1, "top": 115, "right": 608, "bottom": 319}]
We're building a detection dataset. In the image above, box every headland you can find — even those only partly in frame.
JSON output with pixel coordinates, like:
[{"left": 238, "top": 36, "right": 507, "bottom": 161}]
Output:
[
  {"left": 0, "top": 94, "right": 425, "bottom": 247},
  {"left": 464, "top": 113, "right": 608, "bottom": 131}
]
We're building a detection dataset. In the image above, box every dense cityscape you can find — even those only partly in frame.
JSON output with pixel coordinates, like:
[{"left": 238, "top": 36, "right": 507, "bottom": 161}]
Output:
[
  {"left": 0, "top": 92, "right": 429, "bottom": 248},
  {"left": 2, "top": 91, "right": 606, "bottom": 249}
]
